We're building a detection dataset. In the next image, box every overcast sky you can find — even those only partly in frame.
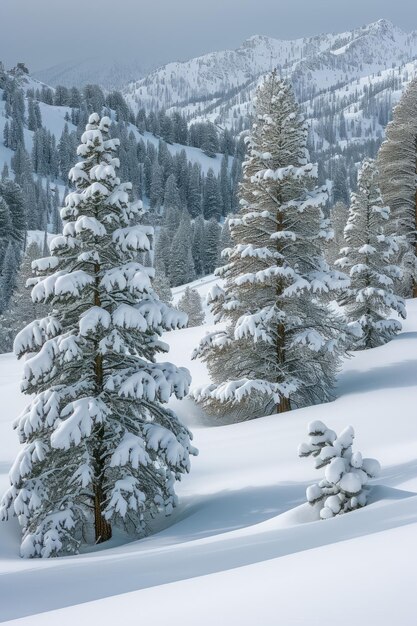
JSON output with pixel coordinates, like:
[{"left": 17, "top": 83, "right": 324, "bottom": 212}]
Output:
[{"left": 1, "top": 0, "right": 417, "bottom": 73}]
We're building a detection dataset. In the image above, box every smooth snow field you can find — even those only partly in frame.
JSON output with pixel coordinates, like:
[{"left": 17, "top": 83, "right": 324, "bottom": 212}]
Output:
[{"left": 1, "top": 284, "right": 417, "bottom": 625}]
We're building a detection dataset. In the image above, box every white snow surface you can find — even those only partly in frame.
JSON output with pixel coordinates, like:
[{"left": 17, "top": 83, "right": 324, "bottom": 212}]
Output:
[{"left": 1, "top": 276, "right": 417, "bottom": 624}]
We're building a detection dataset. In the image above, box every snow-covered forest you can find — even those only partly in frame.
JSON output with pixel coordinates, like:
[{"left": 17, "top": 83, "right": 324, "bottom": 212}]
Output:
[{"left": 1, "top": 12, "right": 417, "bottom": 626}]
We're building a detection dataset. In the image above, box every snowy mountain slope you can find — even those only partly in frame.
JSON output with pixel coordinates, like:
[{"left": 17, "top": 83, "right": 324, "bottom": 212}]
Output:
[
  {"left": 306, "top": 57, "right": 417, "bottom": 163},
  {"left": 0, "top": 74, "right": 76, "bottom": 173},
  {"left": 33, "top": 57, "right": 147, "bottom": 91},
  {"left": 122, "top": 19, "right": 417, "bottom": 183},
  {"left": 1, "top": 278, "right": 417, "bottom": 624},
  {"left": 124, "top": 19, "right": 417, "bottom": 115},
  {"left": 292, "top": 18, "right": 417, "bottom": 93},
  {"left": 130, "top": 129, "right": 230, "bottom": 176},
  {"left": 200, "top": 56, "right": 417, "bottom": 140},
  {"left": 0, "top": 72, "right": 230, "bottom": 200}
]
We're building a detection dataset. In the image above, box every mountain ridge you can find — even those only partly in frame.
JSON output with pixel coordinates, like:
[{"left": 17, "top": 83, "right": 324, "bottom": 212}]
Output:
[{"left": 123, "top": 19, "right": 417, "bottom": 115}]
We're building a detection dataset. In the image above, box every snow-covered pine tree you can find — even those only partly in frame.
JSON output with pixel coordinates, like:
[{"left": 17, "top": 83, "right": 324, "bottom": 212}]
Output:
[
  {"left": 177, "top": 286, "right": 205, "bottom": 327},
  {"left": 0, "top": 179, "right": 26, "bottom": 249},
  {"left": 0, "top": 195, "right": 12, "bottom": 270},
  {"left": 204, "top": 218, "right": 221, "bottom": 275},
  {"left": 378, "top": 77, "right": 417, "bottom": 297},
  {"left": 332, "top": 160, "right": 350, "bottom": 206},
  {"left": 169, "top": 210, "right": 195, "bottom": 287},
  {"left": 0, "top": 241, "right": 20, "bottom": 313},
  {"left": 203, "top": 169, "right": 221, "bottom": 220},
  {"left": 191, "top": 215, "right": 205, "bottom": 276},
  {"left": 299, "top": 420, "right": 380, "bottom": 519},
  {"left": 187, "top": 163, "right": 202, "bottom": 218},
  {"left": 154, "top": 227, "right": 172, "bottom": 277},
  {"left": 153, "top": 255, "right": 173, "bottom": 305},
  {"left": 191, "top": 73, "right": 354, "bottom": 420},
  {"left": 0, "top": 242, "right": 46, "bottom": 353},
  {"left": 218, "top": 218, "right": 233, "bottom": 265},
  {"left": 163, "top": 174, "right": 181, "bottom": 211},
  {"left": 201, "top": 123, "right": 219, "bottom": 158},
  {"left": 150, "top": 159, "right": 163, "bottom": 211},
  {"left": 1, "top": 163, "right": 9, "bottom": 180},
  {"left": 220, "top": 153, "right": 232, "bottom": 215},
  {"left": 325, "top": 201, "right": 349, "bottom": 266},
  {"left": 0, "top": 114, "right": 196, "bottom": 558},
  {"left": 335, "top": 159, "right": 406, "bottom": 349}
]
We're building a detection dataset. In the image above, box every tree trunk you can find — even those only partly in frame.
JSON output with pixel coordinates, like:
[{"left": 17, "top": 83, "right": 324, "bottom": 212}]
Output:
[
  {"left": 93, "top": 263, "right": 112, "bottom": 543},
  {"left": 277, "top": 322, "right": 290, "bottom": 413},
  {"left": 94, "top": 479, "right": 112, "bottom": 543},
  {"left": 277, "top": 397, "right": 291, "bottom": 413},
  {"left": 276, "top": 207, "right": 290, "bottom": 414},
  {"left": 414, "top": 158, "right": 417, "bottom": 298}
]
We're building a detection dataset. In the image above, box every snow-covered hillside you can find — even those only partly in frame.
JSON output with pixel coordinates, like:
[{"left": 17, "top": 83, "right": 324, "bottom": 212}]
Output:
[
  {"left": 123, "top": 19, "right": 417, "bottom": 179},
  {"left": 1, "top": 275, "right": 417, "bottom": 625},
  {"left": 0, "top": 71, "right": 230, "bottom": 184},
  {"left": 4, "top": 20, "right": 417, "bottom": 216},
  {"left": 33, "top": 57, "right": 147, "bottom": 91},
  {"left": 124, "top": 19, "right": 417, "bottom": 115},
  {"left": 0, "top": 78, "right": 76, "bottom": 176}
]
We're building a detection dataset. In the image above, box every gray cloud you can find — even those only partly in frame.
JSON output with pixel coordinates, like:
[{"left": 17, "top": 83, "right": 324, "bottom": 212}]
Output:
[{"left": 1, "top": 0, "right": 416, "bottom": 73}]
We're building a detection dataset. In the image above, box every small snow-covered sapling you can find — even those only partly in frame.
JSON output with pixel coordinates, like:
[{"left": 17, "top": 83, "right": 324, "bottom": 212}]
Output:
[{"left": 298, "top": 420, "right": 380, "bottom": 519}]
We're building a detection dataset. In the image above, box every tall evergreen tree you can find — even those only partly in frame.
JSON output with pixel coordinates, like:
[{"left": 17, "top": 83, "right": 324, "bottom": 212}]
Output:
[
  {"left": 378, "top": 77, "right": 417, "bottom": 297},
  {"left": 175, "top": 149, "right": 189, "bottom": 205},
  {"left": 0, "top": 242, "right": 46, "bottom": 353},
  {"left": 11, "top": 144, "right": 33, "bottom": 187},
  {"left": 326, "top": 201, "right": 349, "bottom": 266},
  {"left": 203, "top": 169, "right": 221, "bottom": 220},
  {"left": 51, "top": 186, "right": 62, "bottom": 234},
  {"left": 163, "top": 174, "right": 181, "bottom": 210},
  {"left": 332, "top": 161, "right": 350, "bottom": 206},
  {"left": 336, "top": 159, "right": 406, "bottom": 348},
  {"left": 219, "top": 154, "right": 232, "bottom": 215},
  {"left": 0, "top": 179, "right": 26, "bottom": 247},
  {"left": 0, "top": 241, "right": 19, "bottom": 312},
  {"left": 54, "top": 85, "right": 70, "bottom": 107},
  {"left": 201, "top": 123, "right": 219, "bottom": 157},
  {"left": 1, "top": 114, "right": 196, "bottom": 557},
  {"left": 218, "top": 218, "right": 233, "bottom": 264},
  {"left": 187, "top": 163, "right": 202, "bottom": 217},
  {"left": 0, "top": 196, "right": 12, "bottom": 268},
  {"left": 27, "top": 98, "right": 42, "bottom": 131},
  {"left": 191, "top": 215, "right": 205, "bottom": 276},
  {"left": 230, "top": 144, "right": 244, "bottom": 213},
  {"left": 58, "top": 124, "right": 74, "bottom": 181},
  {"left": 192, "top": 74, "right": 353, "bottom": 420},
  {"left": 169, "top": 210, "right": 195, "bottom": 287},
  {"left": 154, "top": 227, "right": 172, "bottom": 276},
  {"left": 153, "top": 255, "right": 173, "bottom": 305},
  {"left": 150, "top": 159, "right": 163, "bottom": 210},
  {"left": 177, "top": 287, "right": 205, "bottom": 327},
  {"left": 1, "top": 163, "right": 9, "bottom": 181},
  {"left": 3, "top": 121, "right": 10, "bottom": 148},
  {"left": 204, "top": 218, "right": 221, "bottom": 274}
]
